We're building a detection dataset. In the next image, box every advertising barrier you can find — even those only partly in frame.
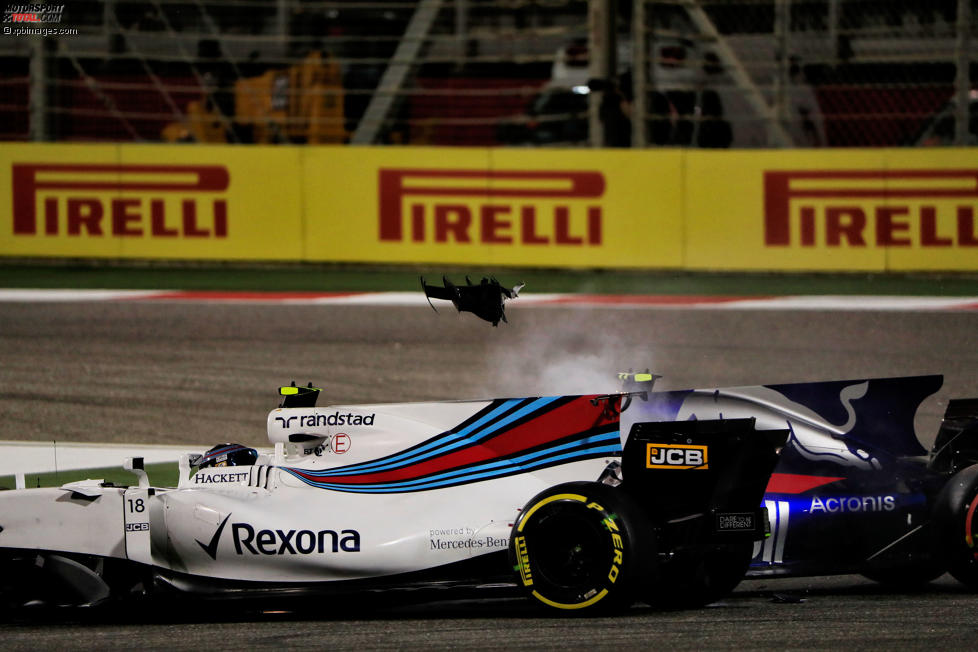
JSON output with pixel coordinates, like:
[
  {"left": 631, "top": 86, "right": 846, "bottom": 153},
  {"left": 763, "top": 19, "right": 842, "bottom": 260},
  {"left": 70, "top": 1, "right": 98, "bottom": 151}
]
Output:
[
  {"left": 0, "top": 144, "right": 304, "bottom": 261},
  {"left": 2, "top": 143, "right": 975, "bottom": 271},
  {"left": 684, "top": 148, "right": 978, "bottom": 272},
  {"left": 300, "top": 147, "right": 683, "bottom": 268}
]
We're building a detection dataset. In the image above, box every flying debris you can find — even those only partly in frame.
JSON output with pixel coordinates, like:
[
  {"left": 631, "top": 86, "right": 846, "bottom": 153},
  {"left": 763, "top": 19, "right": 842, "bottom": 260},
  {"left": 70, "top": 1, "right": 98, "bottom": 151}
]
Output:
[{"left": 421, "top": 276, "right": 525, "bottom": 326}]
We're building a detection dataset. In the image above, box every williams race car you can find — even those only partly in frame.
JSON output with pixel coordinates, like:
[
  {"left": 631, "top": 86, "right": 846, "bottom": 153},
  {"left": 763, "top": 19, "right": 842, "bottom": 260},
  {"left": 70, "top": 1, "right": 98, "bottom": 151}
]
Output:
[{"left": 1, "top": 374, "right": 976, "bottom": 614}]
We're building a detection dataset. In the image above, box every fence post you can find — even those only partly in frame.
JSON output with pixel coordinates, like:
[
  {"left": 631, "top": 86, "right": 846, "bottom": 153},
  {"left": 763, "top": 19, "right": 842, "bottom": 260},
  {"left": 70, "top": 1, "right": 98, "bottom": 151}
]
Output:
[
  {"left": 29, "top": 38, "right": 50, "bottom": 142},
  {"left": 684, "top": 1, "right": 793, "bottom": 147},
  {"left": 632, "top": 0, "right": 647, "bottom": 147},
  {"left": 954, "top": 0, "right": 971, "bottom": 146},
  {"left": 588, "top": 0, "right": 616, "bottom": 147},
  {"left": 351, "top": 0, "right": 442, "bottom": 145},
  {"left": 455, "top": 0, "right": 469, "bottom": 64},
  {"left": 773, "top": 0, "right": 791, "bottom": 147}
]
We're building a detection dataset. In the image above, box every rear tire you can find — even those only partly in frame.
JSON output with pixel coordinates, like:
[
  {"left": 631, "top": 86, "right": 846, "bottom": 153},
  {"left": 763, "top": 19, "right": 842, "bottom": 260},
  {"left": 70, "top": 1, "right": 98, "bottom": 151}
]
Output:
[
  {"left": 647, "top": 542, "right": 754, "bottom": 608},
  {"left": 509, "top": 482, "right": 656, "bottom": 613},
  {"left": 860, "top": 563, "right": 945, "bottom": 588},
  {"left": 932, "top": 464, "right": 978, "bottom": 589}
]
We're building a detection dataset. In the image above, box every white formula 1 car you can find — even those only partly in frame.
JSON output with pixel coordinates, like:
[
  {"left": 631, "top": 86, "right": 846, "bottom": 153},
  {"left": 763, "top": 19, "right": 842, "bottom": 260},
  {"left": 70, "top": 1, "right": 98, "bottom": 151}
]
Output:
[{"left": 0, "top": 377, "right": 785, "bottom": 614}]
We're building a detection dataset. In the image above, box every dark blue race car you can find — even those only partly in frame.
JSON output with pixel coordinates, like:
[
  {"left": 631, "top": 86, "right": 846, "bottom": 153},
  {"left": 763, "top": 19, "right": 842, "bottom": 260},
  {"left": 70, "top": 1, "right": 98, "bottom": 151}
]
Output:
[{"left": 624, "top": 374, "right": 978, "bottom": 591}]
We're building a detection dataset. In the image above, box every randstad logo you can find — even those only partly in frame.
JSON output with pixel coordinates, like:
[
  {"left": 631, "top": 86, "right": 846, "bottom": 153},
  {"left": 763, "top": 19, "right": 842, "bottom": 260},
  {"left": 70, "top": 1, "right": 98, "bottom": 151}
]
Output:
[
  {"left": 275, "top": 411, "right": 376, "bottom": 428},
  {"left": 11, "top": 163, "right": 229, "bottom": 238}
]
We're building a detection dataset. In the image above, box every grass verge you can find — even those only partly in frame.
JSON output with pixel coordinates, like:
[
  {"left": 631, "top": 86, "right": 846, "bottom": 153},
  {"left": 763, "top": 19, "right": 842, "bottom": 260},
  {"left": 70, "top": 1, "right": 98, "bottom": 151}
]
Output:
[{"left": 0, "top": 462, "right": 179, "bottom": 490}]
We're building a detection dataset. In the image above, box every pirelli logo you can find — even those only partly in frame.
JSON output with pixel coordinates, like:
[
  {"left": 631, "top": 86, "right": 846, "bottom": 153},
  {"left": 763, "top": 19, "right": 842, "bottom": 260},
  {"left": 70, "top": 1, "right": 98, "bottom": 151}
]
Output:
[
  {"left": 764, "top": 170, "right": 978, "bottom": 248},
  {"left": 11, "top": 163, "right": 230, "bottom": 238},
  {"left": 378, "top": 169, "right": 605, "bottom": 246},
  {"left": 514, "top": 535, "right": 533, "bottom": 586}
]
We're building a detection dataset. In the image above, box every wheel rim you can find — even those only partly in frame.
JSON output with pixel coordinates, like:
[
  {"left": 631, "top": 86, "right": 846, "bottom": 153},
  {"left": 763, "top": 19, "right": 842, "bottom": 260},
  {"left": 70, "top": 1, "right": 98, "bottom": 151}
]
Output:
[{"left": 527, "top": 505, "right": 612, "bottom": 591}]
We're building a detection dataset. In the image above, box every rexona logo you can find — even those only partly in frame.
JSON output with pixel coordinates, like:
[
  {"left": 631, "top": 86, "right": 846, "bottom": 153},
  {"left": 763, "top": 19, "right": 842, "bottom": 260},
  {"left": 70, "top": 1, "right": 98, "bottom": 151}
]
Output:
[
  {"left": 274, "top": 411, "right": 375, "bottom": 428},
  {"left": 11, "top": 163, "right": 229, "bottom": 238},
  {"left": 764, "top": 170, "right": 978, "bottom": 248},
  {"left": 646, "top": 443, "right": 709, "bottom": 470},
  {"left": 196, "top": 514, "right": 361, "bottom": 560},
  {"left": 378, "top": 168, "right": 605, "bottom": 246}
]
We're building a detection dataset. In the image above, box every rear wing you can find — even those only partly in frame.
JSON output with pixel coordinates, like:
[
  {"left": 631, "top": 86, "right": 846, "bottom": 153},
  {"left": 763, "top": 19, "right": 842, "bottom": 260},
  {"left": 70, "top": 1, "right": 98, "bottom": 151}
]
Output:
[
  {"left": 930, "top": 397, "right": 978, "bottom": 474},
  {"left": 621, "top": 417, "right": 788, "bottom": 543}
]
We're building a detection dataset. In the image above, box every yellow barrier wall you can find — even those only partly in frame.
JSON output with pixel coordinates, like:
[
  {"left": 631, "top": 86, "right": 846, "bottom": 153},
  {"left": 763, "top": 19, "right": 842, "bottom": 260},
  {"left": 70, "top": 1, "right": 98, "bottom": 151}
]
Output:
[
  {"left": 0, "top": 143, "right": 304, "bottom": 261},
  {"left": 684, "top": 148, "right": 978, "bottom": 272},
  {"left": 301, "top": 147, "right": 683, "bottom": 268},
  {"left": 2, "top": 143, "right": 976, "bottom": 271}
]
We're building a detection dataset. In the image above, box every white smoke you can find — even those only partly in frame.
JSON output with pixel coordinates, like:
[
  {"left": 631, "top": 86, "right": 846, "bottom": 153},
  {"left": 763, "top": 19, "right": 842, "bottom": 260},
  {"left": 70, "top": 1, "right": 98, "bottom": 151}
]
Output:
[{"left": 478, "top": 305, "right": 654, "bottom": 397}]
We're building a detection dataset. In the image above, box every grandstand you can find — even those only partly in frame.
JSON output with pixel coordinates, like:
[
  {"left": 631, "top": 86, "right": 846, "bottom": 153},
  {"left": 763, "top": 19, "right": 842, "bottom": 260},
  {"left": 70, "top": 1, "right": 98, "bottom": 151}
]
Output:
[{"left": 1, "top": 0, "right": 974, "bottom": 147}]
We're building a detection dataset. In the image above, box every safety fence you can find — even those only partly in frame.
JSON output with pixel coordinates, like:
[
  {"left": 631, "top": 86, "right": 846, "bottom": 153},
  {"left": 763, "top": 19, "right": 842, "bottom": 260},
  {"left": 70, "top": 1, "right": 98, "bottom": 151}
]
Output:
[{"left": 1, "top": 1, "right": 973, "bottom": 147}]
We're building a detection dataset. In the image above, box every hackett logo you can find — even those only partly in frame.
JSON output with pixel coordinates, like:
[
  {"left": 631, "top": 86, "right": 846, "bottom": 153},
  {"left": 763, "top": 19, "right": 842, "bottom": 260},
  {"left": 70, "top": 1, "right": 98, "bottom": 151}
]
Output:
[
  {"left": 11, "top": 163, "right": 229, "bottom": 238},
  {"left": 764, "top": 170, "right": 978, "bottom": 248},
  {"left": 378, "top": 168, "right": 605, "bottom": 245}
]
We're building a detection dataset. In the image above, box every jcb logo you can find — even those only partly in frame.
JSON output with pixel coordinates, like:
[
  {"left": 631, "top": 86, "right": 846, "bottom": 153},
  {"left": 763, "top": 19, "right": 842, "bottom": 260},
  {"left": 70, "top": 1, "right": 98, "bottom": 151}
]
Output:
[{"left": 646, "top": 443, "right": 709, "bottom": 470}]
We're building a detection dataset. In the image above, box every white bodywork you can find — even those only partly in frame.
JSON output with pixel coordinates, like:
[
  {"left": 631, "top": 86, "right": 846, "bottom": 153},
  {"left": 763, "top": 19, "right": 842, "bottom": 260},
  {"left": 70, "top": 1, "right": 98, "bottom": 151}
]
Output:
[{"left": 0, "top": 397, "right": 619, "bottom": 587}]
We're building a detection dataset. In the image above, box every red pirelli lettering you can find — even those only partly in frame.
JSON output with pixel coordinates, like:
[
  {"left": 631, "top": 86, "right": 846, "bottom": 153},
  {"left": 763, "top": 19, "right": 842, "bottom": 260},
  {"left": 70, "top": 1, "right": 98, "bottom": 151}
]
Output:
[
  {"left": 11, "top": 163, "right": 230, "bottom": 238},
  {"left": 764, "top": 169, "right": 978, "bottom": 248},
  {"left": 378, "top": 168, "right": 605, "bottom": 246}
]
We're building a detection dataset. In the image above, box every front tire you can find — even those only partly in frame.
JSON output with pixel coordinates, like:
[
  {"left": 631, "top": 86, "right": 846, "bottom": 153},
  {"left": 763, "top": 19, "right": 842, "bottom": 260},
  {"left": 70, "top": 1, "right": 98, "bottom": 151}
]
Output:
[{"left": 509, "top": 482, "right": 656, "bottom": 613}]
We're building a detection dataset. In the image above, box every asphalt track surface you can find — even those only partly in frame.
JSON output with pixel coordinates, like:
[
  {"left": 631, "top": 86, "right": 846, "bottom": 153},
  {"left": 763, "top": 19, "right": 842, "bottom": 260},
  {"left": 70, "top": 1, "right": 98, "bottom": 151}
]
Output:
[{"left": 1, "top": 299, "right": 978, "bottom": 649}]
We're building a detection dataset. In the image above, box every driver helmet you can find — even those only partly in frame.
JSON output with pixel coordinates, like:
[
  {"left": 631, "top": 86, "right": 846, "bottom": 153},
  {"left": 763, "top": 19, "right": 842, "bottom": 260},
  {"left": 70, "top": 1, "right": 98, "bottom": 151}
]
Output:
[{"left": 199, "top": 443, "right": 259, "bottom": 468}]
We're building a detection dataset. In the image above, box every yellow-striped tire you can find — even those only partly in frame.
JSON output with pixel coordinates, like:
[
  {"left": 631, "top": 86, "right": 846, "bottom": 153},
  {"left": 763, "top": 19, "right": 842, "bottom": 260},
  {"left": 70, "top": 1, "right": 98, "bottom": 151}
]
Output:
[{"left": 509, "top": 481, "right": 656, "bottom": 613}]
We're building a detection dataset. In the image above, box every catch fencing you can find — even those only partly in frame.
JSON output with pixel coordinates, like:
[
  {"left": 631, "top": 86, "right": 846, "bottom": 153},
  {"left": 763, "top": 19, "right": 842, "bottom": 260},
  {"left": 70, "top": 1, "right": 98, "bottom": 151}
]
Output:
[{"left": 0, "top": 0, "right": 974, "bottom": 147}]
